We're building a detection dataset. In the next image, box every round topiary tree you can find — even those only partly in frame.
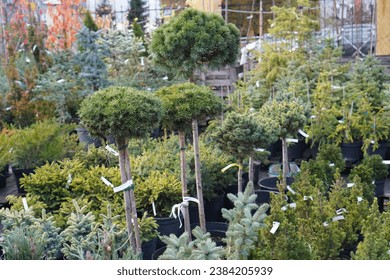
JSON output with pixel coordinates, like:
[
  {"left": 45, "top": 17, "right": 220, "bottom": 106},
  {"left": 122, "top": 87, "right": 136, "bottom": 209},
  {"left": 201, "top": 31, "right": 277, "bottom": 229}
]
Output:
[
  {"left": 156, "top": 82, "right": 223, "bottom": 233},
  {"left": 78, "top": 86, "right": 163, "bottom": 254},
  {"left": 150, "top": 8, "right": 240, "bottom": 80},
  {"left": 213, "top": 111, "right": 279, "bottom": 193},
  {"left": 260, "top": 98, "right": 307, "bottom": 180}
]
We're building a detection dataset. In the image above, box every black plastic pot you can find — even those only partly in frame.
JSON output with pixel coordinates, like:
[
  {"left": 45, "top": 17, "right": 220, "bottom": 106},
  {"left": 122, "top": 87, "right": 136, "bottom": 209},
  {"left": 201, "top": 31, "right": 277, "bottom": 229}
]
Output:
[
  {"left": 152, "top": 246, "right": 166, "bottom": 260},
  {"left": 75, "top": 127, "right": 102, "bottom": 149},
  {"left": 141, "top": 237, "right": 157, "bottom": 260},
  {"left": 13, "top": 167, "right": 34, "bottom": 194},
  {"left": 288, "top": 139, "right": 308, "bottom": 160},
  {"left": 255, "top": 189, "right": 279, "bottom": 205},
  {"left": 155, "top": 216, "right": 181, "bottom": 249},
  {"left": 188, "top": 192, "right": 226, "bottom": 224},
  {"left": 374, "top": 179, "right": 386, "bottom": 197},
  {"left": 367, "top": 141, "right": 388, "bottom": 158},
  {"left": 340, "top": 142, "right": 363, "bottom": 163},
  {"left": 258, "top": 176, "right": 295, "bottom": 191},
  {"left": 0, "top": 164, "right": 8, "bottom": 188}
]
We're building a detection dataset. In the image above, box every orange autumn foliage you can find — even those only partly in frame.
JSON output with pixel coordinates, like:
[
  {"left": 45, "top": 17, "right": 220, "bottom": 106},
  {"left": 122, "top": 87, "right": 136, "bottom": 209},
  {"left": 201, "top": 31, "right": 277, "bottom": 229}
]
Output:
[{"left": 46, "top": 0, "right": 86, "bottom": 50}]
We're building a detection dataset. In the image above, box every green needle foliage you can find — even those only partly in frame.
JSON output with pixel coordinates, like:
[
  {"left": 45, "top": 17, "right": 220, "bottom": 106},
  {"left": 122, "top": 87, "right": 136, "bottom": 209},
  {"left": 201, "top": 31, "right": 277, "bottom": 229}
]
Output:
[
  {"left": 79, "top": 86, "right": 163, "bottom": 140},
  {"left": 150, "top": 8, "right": 240, "bottom": 80},
  {"left": 222, "top": 182, "right": 269, "bottom": 260},
  {"left": 158, "top": 226, "right": 223, "bottom": 260}
]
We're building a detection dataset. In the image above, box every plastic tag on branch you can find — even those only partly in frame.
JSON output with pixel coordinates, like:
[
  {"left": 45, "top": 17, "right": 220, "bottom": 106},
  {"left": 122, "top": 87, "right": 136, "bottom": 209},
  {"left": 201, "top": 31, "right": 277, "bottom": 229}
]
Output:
[
  {"left": 254, "top": 148, "right": 265, "bottom": 152},
  {"left": 65, "top": 174, "right": 72, "bottom": 189},
  {"left": 332, "top": 215, "right": 345, "bottom": 222},
  {"left": 336, "top": 208, "right": 347, "bottom": 215},
  {"left": 287, "top": 185, "right": 296, "bottom": 195},
  {"left": 101, "top": 176, "right": 114, "bottom": 188},
  {"left": 383, "top": 160, "right": 390, "bottom": 165},
  {"left": 347, "top": 183, "right": 355, "bottom": 188},
  {"left": 152, "top": 201, "right": 157, "bottom": 216},
  {"left": 113, "top": 180, "right": 134, "bottom": 193},
  {"left": 22, "top": 197, "right": 29, "bottom": 211},
  {"left": 270, "top": 221, "right": 280, "bottom": 234},
  {"left": 303, "top": 196, "right": 313, "bottom": 201},
  {"left": 286, "top": 138, "right": 299, "bottom": 143},
  {"left": 357, "top": 197, "right": 363, "bottom": 203},
  {"left": 105, "top": 145, "right": 119, "bottom": 157},
  {"left": 298, "top": 129, "right": 309, "bottom": 138},
  {"left": 329, "top": 163, "right": 335, "bottom": 167},
  {"left": 323, "top": 221, "right": 329, "bottom": 227}
]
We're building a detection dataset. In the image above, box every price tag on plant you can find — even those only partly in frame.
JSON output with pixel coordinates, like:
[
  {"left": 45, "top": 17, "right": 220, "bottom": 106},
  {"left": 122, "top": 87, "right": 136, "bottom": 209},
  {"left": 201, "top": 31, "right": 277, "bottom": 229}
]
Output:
[
  {"left": 113, "top": 180, "right": 134, "bottom": 193},
  {"left": 289, "top": 203, "right": 297, "bottom": 208},
  {"left": 101, "top": 176, "right": 114, "bottom": 188},
  {"left": 383, "top": 160, "right": 390, "bottom": 165},
  {"left": 332, "top": 215, "right": 345, "bottom": 222},
  {"left": 254, "top": 148, "right": 265, "bottom": 152},
  {"left": 323, "top": 221, "right": 329, "bottom": 227},
  {"left": 152, "top": 201, "right": 157, "bottom": 216},
  {"left": 304, "top": 196, "right": 313, "bottom": 201},
  {"left": 357, "top": 197, "right": 363, "bottom": 203},
  {"left": 22, "top": 197, "right": 29, "bottom": 211},
  {"left": 281, "top": 205, "right": 288, "bottom": 211},
  {"left": 105, "top": 145, "right": 119, "bottom": 157},
  {"left": 329, "top": 163, "right": 335, "bottom": 167},
  {"left": 347, "top": 183, "right": 355, "bottom": 188},
  {"left": 287, "top": 185, "right": 296, "bottom": 195},
  {"left": 286, "top": 138, "right": 299, "bottom": 143},
  {"left": 336, "top": 208, "right": 347, "bottom": 215},
  {"left": 270, "top": 221, "right": 280, "bottom": 234},
  {"left": 298, "top": 129, "right": 309, "bottom": 138}
]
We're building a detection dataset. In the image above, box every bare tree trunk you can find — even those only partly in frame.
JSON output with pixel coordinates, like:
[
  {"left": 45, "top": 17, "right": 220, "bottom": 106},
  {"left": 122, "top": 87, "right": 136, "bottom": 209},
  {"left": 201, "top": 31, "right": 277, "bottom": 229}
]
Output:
[
  {"left": 248, "top": 156, "right": 254, "bottom": 184},
  {"left": 281, "top": 137, "right": 289, "bottom": 182},
  {"left": 192, "top": 119, "right": 206, "bottom": 232},
  {"left": 179, "top": 130, "right": 191, "bottom": 238},
  {"left": 117, "top": 137, "right": 142, "bottom": 254},
  {"left": 237, "top": 159, "right": 243, "bottom": 193}
]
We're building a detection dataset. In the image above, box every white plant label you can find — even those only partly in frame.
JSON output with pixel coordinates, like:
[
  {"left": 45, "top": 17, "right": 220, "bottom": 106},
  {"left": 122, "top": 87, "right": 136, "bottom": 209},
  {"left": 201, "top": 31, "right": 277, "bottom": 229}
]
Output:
[
  {"left": 287, "top": 185, "right": 296, "bottom": 195},
  {"left": 310, "top": 115, "right": 316, "bottom": 119},
  {"left": 281, "top": 205, "right": 288, "bottom": 211},
  {"left": 66, "top": 173, "right": 72, "bottom": 189},
  {"left": 256, "top": 81, "right": 260, "bottom": 88},
  {"left": 254, "top": 148, "right": 265, "bottom": 152},
  {"left": 101, "top": 176, "right": 114, "bottom": 188},
  {"left": 304, "top": 196, "right": 313, "bottom": 201},
  {"left": 113, "top": 180, "right": 133, "bottom": 193},
  {"left": 152, "top": 201, "right": 157, "bottom": 216},
  {"left": 57, "top": 79, "right": 65, "bottom": 83},
  {"left": 383, "top": 160, "right": 390, "bottom": 165},
  {"left": 332, "top": 215, "right": 345, "bottom": 222},
  {"left": 338, "top": 120, "right": 344, "bottom": 124},
  {"left": 183, "top": 197, "right": 200, "bottom": 205},
  {"left": 371, "top": 140, "right": 375, "bottom": 144},
  {"left": 140, "top": 57, "right": 145, "bottom": 66},
  {"left": 22, "top": 197, "right": 29, "bottom": 211},
  {"left": 8, "top": 148, "right": 13, "bottom": 153},
  {"left": 336, "top": 208, "right": 347, "bottom": 215},
  {"left": 270, "top": 221, "right": 280, "bottom": 234},
  {"left": 298, "top": 129, "right": 309, "bottom": 138},
  {"left": 323, "top": 221, "right": 329, "bottom": 227},
  {"left": 329, "top": 163, "right": 335, "bottom": 167},
  {"left": 286, "top": 138, "right": 299, "bottom": 143},
  {"left": 105, "top": 145, "right": 119, "bottom": 157},
  {"left": 357, "top": 197, "right": 363, "bottom": 203},
  {"left": 347, "top": 183, "right": 355, "bottom": 188},
  {"left": 289, "top": 203, "right": 297, "bottom": 208}
]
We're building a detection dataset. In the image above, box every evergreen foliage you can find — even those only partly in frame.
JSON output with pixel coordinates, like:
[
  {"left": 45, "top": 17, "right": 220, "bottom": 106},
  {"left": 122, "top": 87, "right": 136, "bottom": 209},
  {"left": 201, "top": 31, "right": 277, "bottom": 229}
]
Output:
[
  {"left": 222, "top": 182, "right": 269, "bottom": 260},
  {"left": 158, "top": 226, "right": 223, "bottom": 260},
  {"left": 352, "top": 200, "right": 390, "bottom": 260},
  {"left": 79, "top": 86, "right": 163, "bottom": 140},
  {"left": 150, "top": 8, "right": 240, "bottom": 79},
  {"left": 84, "top": 11, "right": 99, "bottom": 32}
]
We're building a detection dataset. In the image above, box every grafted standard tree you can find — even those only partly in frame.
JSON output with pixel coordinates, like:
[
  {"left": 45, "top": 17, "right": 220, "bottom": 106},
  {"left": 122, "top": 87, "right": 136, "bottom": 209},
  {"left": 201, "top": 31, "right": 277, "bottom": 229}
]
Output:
[{"left": 78, "top": 86, "right": 163, "bottom": 254}]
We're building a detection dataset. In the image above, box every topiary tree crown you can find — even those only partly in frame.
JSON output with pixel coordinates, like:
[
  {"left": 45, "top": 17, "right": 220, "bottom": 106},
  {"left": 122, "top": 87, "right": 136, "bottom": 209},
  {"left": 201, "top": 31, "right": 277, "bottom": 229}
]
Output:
[{"left": 150, "top": 8, "right": 240, "bottom": 79}]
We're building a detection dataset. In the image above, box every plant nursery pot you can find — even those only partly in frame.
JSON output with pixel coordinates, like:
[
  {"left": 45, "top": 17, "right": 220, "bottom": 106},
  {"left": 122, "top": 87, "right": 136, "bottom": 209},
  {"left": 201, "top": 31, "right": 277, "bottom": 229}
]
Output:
[
  {"left": 141, "top": 237, "right": 157, "bottom": 260},
  {"left": 258, "top": 176, "right": 295, "bottom": 191},
  {"left": 223, "top": 184, "right": 247, "bottom": 210},
  {"left": 288, "top": 139, "right": 308, "bottom": 161},
  {"left": 374, "top": 179, "right": 386, "bottom": 197},
  {"left": 0, "top": 164, "right": 8, "bottom": 188},
  {"left": 13, "top": 167, "right": 34, "bottom": 194},
  {"left": 152, "top": 246, "right": 166, "bottom": 260},
  {"left": 340, "top": 142, "right": 363, "bottom": 163},
  {"left": 190, "top": 222, "right": 228, "bottom": 246},
  {"left": 189, "top": 191, "right": 226, "bottom": 223},
  {"left": 367, "top": 141, "right": 388, "bottom": 158},
  {"left": 75, "top": 127, "right": 101, "bottom": 149},
  {"left": 155, "top": 215, "right": 182, "bottom": 249}
]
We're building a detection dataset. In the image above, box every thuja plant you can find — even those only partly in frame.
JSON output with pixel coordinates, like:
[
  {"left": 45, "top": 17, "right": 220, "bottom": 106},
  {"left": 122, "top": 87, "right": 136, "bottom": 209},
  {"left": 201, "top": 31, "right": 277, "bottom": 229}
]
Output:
[
  {"left": 352, "top": 199, "right": 390, "bottom": 260},
  {"left": 213, "top": 111, "right": 279, "bottom": 193},
  {"left": 259, "top": 96, "right": 307, "bottom": 180},
  {"left": 222, "top": 182, "right": 269, "bottom": 260},
  {"left": 79, "top": 86, "right": 163, "bottom": 254},
  {"left": 156, "top": 83, "right": 223, "bottom": 233},
  {"left": 158, "top": 226, "right": 223, "bottom": 260}
]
